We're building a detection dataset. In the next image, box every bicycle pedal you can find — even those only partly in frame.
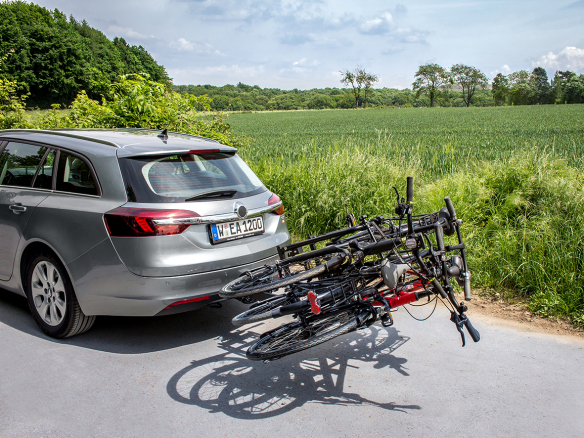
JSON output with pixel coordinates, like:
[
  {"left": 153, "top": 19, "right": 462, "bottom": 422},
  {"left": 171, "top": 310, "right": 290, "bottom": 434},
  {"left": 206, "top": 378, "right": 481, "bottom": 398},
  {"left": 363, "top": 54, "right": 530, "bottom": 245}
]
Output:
[
  {"left": 380, "top": 313, "right": 394, "bottom": 327},
  {"left": 307, "top": 291, "right": 321, "bottom": 315}
]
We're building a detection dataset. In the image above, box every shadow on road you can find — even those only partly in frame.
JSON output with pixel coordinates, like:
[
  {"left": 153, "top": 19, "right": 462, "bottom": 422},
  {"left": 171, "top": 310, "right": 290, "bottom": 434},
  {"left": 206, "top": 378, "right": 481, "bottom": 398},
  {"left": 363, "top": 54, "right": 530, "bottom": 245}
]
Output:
[
  {"left": 167, "top": 323, "right": 420, "bottom": 419},
  {"left": 0, "top": 288, "right": 244, "bottom": 354}
]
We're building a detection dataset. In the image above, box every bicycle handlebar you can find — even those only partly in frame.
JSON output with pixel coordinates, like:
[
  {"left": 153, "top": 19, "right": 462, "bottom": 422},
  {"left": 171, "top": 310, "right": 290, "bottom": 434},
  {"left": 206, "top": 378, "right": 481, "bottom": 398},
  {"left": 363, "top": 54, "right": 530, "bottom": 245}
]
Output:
[
  {"left": 406, "top": 176, "right": 413, "bottom": 204},
  {"left": 444, "top": 196, "right": 457, "bottom": 221}
]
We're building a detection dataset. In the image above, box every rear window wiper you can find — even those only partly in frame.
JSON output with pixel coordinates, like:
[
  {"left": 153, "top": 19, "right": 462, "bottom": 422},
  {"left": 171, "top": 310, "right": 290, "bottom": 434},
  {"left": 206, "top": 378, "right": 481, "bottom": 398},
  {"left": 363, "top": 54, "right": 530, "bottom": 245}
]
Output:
[{"left": 184, "top": 189, "right": 237, "bottom": 201}]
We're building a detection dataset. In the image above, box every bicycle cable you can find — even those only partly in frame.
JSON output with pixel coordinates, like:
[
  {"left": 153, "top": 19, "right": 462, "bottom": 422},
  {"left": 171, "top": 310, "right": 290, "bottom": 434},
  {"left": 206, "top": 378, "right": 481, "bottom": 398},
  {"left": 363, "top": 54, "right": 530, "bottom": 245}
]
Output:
[{"left": 402, "top": 293, "right": 438, "bottom": 321}]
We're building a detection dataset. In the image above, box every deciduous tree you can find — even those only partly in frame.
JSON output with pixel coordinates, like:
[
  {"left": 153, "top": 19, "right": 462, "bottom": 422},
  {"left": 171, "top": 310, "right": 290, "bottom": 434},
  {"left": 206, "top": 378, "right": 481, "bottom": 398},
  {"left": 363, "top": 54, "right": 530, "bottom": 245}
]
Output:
[
  {"left": 508, "top": 70, "right": 532, "bottom": 105},
  {"left": 491, "top": 73, "right": 509, "bottom": 106},
  {"left": 530, "top": 67, "right": 553, "bottom": 104},
  {"left": 450, "top": 64, "right": 488, "bottom": 107},
  {"left": 359, "top": 68, "right": 379, "bottom": 109},
  {"left": 340, "top": 68, "right": 361, "bottom": 109},
  {"left": 412, "top": 64, "right": 450, "bottom": 107}
]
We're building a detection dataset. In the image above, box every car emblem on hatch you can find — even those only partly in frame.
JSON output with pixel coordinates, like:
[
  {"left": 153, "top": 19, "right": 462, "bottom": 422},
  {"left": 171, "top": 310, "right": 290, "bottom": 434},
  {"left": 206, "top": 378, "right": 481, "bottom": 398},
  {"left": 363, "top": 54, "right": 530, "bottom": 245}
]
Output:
[{"left": 234, "top": 202, "right": 248, "bottom": 219}]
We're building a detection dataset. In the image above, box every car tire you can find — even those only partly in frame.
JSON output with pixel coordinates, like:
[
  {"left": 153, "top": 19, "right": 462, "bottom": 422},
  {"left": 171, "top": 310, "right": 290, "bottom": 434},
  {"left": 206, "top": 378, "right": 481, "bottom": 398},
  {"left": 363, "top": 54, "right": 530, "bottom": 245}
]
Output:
[{"left": 25, "top": 252, "right": 96, "bottom": 338}]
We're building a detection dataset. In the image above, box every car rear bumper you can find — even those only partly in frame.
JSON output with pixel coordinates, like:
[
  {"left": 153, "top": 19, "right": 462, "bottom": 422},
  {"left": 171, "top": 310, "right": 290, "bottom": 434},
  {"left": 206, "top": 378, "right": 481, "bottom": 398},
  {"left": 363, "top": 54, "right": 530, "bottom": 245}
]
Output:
[{"left": 67, "top": 238, "right": 286, "bottom": 316}]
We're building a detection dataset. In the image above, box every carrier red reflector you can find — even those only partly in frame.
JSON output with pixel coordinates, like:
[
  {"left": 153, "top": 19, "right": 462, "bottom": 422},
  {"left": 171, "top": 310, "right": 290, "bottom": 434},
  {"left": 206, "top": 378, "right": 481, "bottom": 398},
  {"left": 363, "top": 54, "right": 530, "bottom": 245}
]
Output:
[
  {"left": 268, "top": 194, "right": 285, "bottom": 215},
  {"left": 164, "top": 296, "right": 210, "bottom": 309},
  {"left": 104, "top": 207, "right": 199, "bottom": 237}
]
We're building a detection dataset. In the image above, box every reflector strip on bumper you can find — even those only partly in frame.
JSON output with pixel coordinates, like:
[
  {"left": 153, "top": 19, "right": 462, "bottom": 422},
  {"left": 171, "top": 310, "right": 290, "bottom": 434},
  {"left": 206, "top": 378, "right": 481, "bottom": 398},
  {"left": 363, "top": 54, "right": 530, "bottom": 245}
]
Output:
[{"left": 164, "top": 295, "right": 210, "bottom": 309}]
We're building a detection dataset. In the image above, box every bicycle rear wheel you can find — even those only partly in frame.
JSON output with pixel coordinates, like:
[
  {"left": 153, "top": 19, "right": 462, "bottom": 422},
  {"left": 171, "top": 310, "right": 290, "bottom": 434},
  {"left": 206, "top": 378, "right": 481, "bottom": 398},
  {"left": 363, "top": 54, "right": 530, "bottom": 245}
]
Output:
[
  {"left": 246, "top": 307, "right": 369, "bottom": 361},
  {"left": 232, "top": 295, "right": 294, "bottom": 326},
  {"left": 220, "top": 254, "right": 346, "bottom": 298}
]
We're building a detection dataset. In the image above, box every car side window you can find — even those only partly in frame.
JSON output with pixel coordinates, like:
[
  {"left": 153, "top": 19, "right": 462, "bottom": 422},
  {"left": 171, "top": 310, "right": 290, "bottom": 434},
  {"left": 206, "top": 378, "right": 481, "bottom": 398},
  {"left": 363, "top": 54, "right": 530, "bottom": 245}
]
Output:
[
  {"left": 55, "top": 152, "right": 98, "bottom": 196},
  {"left": 0, "top": 142, "right": 51, "bottom": 188},
  {"left": 32, "top": 149, "right": 56, "bottom": 190}
]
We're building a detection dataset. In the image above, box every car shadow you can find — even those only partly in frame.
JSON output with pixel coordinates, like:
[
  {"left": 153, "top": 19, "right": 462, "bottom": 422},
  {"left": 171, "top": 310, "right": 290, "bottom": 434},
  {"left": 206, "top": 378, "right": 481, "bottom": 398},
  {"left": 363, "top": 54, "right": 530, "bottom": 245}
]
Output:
[
  {"left": 167, "top": 323, "right": 420, "bottom": 419},
  {"left": 0, "top": 288, "right": 247, "bottom": 354}
]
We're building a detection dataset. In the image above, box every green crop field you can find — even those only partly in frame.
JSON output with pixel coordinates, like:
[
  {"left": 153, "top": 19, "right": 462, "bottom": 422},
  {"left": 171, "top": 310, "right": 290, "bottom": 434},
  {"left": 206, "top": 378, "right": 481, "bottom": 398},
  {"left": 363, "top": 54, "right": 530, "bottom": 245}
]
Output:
[
  {"left": 230, "top": 105, "right": 584, "bottom": 176},
  {"left": 229, "top": 105, "right": 584, "bottom": 325}
]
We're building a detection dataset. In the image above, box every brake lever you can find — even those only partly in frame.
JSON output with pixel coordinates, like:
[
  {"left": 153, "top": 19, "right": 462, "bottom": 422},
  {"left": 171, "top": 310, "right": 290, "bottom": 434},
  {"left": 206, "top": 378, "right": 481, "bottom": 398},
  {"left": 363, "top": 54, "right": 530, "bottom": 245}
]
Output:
[
  {"left": 450, "top": 311, "right": 466, "bottom": 347},
  {"left": 450, "top": 312, "right": 481, "bottom": 347}
]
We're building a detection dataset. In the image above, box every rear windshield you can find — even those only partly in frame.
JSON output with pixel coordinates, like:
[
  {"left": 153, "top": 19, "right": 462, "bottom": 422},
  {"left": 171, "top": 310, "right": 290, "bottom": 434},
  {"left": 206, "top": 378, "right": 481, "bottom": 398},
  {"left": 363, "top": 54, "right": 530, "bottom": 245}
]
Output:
[{"left": 118, "top": 151, "right": 266, "bottom": 203}]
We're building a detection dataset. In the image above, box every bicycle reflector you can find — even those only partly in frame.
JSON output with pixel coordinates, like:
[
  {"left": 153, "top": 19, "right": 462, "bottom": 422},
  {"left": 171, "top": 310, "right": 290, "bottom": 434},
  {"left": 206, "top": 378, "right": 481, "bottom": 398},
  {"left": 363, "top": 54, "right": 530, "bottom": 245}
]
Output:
[
  {"left": 104, "top": 207, "right": 199, "bottom": 237},
  {"left": 268, "top": 194, "right": 285, "bottom": 215}
]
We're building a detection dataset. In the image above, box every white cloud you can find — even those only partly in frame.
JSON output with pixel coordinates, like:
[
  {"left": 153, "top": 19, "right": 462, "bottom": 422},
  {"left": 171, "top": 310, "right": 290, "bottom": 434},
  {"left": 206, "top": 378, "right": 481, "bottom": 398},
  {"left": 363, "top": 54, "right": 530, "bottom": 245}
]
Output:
[
  {"left": 168, "top": 38, "right": 225, "bottom": 55},
  {"left": 533, "top": 46, "right": 584, "bottom": 72},
  {"left": 490, "top": 64, "right": 512, "bottom": 76},
  {"left": 107, "top": 25, "right": 154, "bottom": 40},
  {"left": 359, "top": 11, "right": 394, "bottom": 35},
  {"left": 292, "top": 58, "right": 319, "bottom": 66}
]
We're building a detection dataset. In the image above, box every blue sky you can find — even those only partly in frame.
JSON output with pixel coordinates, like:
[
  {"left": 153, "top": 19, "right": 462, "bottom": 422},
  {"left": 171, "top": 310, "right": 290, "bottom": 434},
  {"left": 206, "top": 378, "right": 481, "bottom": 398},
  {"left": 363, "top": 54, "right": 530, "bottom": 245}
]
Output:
[{"left": 32, "top": 0, "right": 584, "bottom": 89}]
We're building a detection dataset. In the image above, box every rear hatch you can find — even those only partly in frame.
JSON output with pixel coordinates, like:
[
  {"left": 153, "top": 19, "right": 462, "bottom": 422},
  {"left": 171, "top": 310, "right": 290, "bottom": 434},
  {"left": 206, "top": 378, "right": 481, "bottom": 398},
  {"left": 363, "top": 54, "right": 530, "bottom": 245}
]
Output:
[{"left": 106, "top": 146, "right": 290, "bottom": 277}]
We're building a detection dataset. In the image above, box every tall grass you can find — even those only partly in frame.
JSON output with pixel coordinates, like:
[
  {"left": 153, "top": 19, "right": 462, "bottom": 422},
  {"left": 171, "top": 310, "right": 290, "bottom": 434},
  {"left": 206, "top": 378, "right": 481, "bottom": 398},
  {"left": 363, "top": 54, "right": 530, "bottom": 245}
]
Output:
[{"left": 231, "top": 106, "right": 584, "bottom": 324}]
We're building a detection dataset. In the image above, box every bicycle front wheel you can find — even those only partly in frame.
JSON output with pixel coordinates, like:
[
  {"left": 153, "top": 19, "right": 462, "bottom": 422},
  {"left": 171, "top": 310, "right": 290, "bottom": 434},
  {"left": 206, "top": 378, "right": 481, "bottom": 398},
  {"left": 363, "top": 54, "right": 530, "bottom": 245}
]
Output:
[{"left": 246, "top": 307, "right": 367, "bottom": 361}]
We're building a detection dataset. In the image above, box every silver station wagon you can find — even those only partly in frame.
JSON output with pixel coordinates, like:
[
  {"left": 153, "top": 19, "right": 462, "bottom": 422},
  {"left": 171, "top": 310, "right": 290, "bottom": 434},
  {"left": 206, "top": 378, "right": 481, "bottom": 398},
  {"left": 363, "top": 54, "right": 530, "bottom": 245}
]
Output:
[{"left": 0, "top": 129, "right": 291, "bottom": 337}]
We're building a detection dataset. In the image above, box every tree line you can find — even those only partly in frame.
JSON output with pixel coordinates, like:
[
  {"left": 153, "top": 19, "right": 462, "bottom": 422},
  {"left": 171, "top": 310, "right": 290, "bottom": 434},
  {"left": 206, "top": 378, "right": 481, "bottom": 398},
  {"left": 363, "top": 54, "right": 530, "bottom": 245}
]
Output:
[
  {"left": 175, "top": 63, "right": 583, "bottom": 111},
  {"left": 172, "top": 82, "right": 495, "bottom": 111},
  {"left": 492, "top": 69, "right": 584, "bottom": 105},
  {"left": 0, "top": 0, "right": 170, "bottom": 108},
  {"left": 412, "top": 63, "right": 584, "bottom": 107}
]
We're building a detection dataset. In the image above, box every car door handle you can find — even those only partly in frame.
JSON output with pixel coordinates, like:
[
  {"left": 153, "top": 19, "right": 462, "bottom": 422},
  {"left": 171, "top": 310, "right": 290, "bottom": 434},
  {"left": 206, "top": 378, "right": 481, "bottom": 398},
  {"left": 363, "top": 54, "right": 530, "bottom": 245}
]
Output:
[{"left": 9, "top": 203, "right": 27, "bottom": 214}]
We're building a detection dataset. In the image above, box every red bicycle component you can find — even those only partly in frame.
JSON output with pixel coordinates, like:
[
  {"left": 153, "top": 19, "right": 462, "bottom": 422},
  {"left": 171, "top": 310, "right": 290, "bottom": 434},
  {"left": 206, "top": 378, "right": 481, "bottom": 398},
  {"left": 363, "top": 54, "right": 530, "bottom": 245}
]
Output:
[
  {"left": 388, "top": 292, "right": 421, "bottom": 308},
  {"left": 307, "top": 291, "right": 321, "bottom": 315}
]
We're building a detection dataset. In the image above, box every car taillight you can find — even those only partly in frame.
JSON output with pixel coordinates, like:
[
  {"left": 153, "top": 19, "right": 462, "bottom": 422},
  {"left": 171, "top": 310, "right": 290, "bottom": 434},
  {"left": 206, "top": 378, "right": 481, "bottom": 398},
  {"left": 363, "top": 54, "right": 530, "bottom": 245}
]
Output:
[
  {"left": 104, "top": 207, "right": 199, "bottom": 237},
  {"left": 268, "top": 194, "right": 285, "bottom": 215}
]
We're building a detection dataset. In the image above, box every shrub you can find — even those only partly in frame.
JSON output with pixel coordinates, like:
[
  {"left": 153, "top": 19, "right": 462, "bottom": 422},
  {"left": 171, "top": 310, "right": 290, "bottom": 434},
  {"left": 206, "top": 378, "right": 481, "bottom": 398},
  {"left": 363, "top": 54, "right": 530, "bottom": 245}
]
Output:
[{"left": 29, "top": 74, "right": 250, "bottom": 147}]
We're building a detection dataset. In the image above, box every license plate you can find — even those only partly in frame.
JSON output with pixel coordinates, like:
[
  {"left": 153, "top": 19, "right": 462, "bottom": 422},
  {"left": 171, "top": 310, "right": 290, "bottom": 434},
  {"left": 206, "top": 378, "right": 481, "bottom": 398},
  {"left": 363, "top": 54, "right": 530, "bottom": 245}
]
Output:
[{"left": 210, "top": 217, "right": 265, "bottom": 244}]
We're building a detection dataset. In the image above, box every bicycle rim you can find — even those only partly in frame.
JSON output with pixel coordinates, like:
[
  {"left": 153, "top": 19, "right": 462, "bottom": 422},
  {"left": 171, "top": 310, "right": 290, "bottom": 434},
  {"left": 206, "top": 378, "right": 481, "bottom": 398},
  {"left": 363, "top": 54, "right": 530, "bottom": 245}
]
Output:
[
  {"left": 232, "top": 295, "right": 293, "bottom": 326},
  {"left": 220, "top": 263, "right": 329, "bottom": 298},
  {"left": 246, "top": 308, "right": 364, "bottom": 361}
]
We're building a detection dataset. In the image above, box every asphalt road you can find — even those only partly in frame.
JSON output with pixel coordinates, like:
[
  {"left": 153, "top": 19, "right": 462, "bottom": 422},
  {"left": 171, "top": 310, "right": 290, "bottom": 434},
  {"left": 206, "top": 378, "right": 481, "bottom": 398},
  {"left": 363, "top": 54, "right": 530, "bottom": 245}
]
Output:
[{"left": 1, "top": 289, "right": 583, "bottom": 438}]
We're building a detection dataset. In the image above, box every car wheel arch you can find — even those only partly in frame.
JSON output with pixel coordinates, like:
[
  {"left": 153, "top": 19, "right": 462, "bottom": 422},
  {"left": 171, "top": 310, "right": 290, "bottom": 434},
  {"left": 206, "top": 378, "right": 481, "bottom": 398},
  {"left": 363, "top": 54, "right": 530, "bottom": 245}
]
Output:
[{"left": 20, "top": 241, "right": 72, "bottom": 295}]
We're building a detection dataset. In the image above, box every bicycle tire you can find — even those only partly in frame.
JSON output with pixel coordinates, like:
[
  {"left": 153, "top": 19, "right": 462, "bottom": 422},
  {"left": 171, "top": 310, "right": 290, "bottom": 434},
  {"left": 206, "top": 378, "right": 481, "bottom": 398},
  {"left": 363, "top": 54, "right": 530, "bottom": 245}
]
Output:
[
  {"left": 220, "top": 254, "right": 346, "bottom": 298},
  {"left": 246, "top": 307, "right": 369, "bottom": 361},
  {"left": 232, "top": 295, "right": 294, "bottom": 326}
]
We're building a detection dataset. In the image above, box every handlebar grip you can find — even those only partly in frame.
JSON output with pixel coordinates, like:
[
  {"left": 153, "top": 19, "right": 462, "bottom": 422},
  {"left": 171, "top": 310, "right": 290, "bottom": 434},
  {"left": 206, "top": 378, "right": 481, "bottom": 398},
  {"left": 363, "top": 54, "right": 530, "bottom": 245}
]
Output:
[
  {"left": 406, "top": 177, "right": 413, "bottom": 204},
  {"left": 464, "top": 274, "right": 472, "bottom": 301},
  {"left": 444, "top": 196, "right": 457, "bottom": 221},
  {"left": 464, "top": 317, "right": 481, "bottom": 343}
]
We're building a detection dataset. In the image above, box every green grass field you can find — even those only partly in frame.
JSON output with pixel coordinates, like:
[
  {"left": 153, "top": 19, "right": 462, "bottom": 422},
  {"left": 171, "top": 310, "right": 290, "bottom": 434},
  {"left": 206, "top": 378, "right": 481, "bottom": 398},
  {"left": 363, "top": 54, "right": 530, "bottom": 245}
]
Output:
[
  {"left": 229, "top": 105, "right": 584, "bottom": 324},
  {"left": 230, "top": 105, "right": 584, "bottom": 176}
]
